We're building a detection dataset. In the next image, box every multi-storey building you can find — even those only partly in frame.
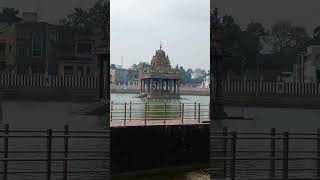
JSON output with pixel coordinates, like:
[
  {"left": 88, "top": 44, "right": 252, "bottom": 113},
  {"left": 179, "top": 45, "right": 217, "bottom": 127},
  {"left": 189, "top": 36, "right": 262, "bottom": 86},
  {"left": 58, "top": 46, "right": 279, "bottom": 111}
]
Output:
[{"left": 15, "top": 13, "right": 98, "bottom": 76}]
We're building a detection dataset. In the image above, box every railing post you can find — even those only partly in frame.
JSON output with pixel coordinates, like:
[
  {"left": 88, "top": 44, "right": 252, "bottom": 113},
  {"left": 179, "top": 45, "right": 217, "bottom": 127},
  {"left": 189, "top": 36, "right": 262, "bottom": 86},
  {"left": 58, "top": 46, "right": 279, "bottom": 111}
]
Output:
[
  {"left": 111, "top": 101, "right": 113, "bottom": 111},
  {"left": 164, "top": 103, "right": 167, "bottom": 125},
  {"left": 110, "top": 101, "right": 113, "bottom": 121},
  {"left": 181, "top": 103, "right": 184, "bottom": 124},
  {"left": 124, "top": 102, "right": 127, "bottom": 126},
  {"left": 230, "top": 131, "right": 237, "bottom": 180},
  {"left": 63, "top": 125, "right": 69, "bottom": 180},
  {"left": 129, "top": 101, "right": 132, "bottom": 121},
  {"left": 317, "top": 128, "right": 320, "bottom": 177},
  {"left": 198, "top": 103, "right": 201, "bottom": 123},
  {"left": 144, "top": 102, "right": 147, "bottom": 126},
  {"left": 3, "top": 124, "right": 9, "bottom": 180},
  {"left": 283, "top": 131, "right": 289, "bottom": 180},
  {"left": 223, "top": 127, "right": 228, "bottom": 178},
  {"left": 270, "top": 128, "right": 276, "bottom": 178},
  {"left": 194, "top": 102, "right": 196, "bottom": 121},
  {"left": 179, "top": 102, "right": 182, "bottom": 118},
  {"left": 47, "top": 129, "right": 53, "bottom": 180}
]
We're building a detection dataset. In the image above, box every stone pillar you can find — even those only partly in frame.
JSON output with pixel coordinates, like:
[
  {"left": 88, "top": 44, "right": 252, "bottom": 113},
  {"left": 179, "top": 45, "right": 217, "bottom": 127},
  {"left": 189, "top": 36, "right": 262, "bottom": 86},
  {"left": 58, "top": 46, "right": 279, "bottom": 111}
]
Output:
[
  {"left": 174, "top": 80, "right": 176, "bottom": 93},
  {"left": 150, "top": 79, "right": 153, "bottom": 93},
  {"left": 144, "top": 80, "right": 146, "bottom": 92},
  {"left": 166, "top": 80, "right": 169, "bottom": 91},
  {"left": 147, "top": 79, "right": 150, "bottom": 93},
  {"left": 140, "top": 79, "right": 143, "bottom": 93},
  {"left": 161, "top": 80, "right": 164, "bottom": 93},
  {"left": 155, "top": 79, "right": 158, "bottom": 92},
  {"left": 177, "top": 80, "right": 180, "bottom": 94}
]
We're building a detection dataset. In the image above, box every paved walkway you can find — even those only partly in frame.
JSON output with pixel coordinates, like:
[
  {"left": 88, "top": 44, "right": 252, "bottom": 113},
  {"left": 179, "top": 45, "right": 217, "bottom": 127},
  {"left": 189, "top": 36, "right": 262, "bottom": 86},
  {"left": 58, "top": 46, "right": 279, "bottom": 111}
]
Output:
[{"left": 111, "top": 119, "right": 209, "bottom": 127}]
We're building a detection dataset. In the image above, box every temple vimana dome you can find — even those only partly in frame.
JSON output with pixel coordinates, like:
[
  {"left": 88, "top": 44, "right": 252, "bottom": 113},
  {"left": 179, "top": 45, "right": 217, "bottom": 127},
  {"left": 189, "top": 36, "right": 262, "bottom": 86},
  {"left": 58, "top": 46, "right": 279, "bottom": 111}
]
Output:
[
  {"left": 150, "top": 44, "right": 171, "bottom": 68},
  {"left": 140, "top": 43, "right": 181, "bottom": 99}
]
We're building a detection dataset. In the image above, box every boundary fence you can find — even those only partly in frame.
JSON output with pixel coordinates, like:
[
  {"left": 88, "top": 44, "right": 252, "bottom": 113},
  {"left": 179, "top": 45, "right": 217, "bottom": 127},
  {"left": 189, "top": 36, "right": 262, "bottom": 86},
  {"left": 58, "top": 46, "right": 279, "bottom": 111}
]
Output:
[
  {"left": 212, "top": 80, "right": 320, "bottom": 96},
  {"left": 0, "top": 124, "right": 110, "bottom": 180},
  {"left": 0, "top": 74, "right": 103, "bottom": 89},
  {"left": 110, "top": 102, "right": 210, "bottom": 126},
  {"left": 211, "top": 127, "right": 320, "bottom": 180}
]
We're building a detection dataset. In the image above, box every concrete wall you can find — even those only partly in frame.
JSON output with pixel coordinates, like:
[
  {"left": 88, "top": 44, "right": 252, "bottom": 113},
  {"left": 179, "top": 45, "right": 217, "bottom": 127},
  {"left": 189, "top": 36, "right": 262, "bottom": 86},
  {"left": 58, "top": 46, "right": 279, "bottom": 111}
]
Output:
[{"left": 111, "top": 125, "right": 209, "bottom": 173}]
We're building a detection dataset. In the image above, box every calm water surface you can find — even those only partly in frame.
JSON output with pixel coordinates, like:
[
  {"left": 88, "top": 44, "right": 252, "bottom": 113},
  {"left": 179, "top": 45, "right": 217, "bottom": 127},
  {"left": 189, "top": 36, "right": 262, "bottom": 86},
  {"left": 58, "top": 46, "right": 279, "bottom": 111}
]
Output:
[{"left": 1, "top": 93, "right": 320, "bottom": 179}]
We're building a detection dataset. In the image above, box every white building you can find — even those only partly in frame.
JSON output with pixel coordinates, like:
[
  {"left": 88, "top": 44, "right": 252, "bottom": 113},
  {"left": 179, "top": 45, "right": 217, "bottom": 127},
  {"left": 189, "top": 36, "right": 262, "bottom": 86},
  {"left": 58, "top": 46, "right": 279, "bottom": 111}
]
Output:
[
  {"left": 203, "top": 75, "right": 210, "bottom": 88},
  {"left": 303, "top": 45, "right": 320, "bottom": 83}
]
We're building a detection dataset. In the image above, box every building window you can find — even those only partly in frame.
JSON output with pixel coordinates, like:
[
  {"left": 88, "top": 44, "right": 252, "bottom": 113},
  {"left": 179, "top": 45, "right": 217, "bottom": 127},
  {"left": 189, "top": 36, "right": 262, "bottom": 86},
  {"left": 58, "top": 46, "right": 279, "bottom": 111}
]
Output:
[{"left": 32, "top": 32, "right": 42, "bottom": 57}]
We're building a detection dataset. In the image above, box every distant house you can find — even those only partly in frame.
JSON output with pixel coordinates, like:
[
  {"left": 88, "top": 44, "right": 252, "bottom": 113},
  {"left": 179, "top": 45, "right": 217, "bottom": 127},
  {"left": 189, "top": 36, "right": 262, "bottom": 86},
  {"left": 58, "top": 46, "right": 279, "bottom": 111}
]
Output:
[
  {"left": 114, "top": 66, "right": 128, "bottom": 85},
  {"left": 55, "top": 26, "right": 97, "bottom": 76},
  {"left": 303, "top": 45, "right": 320, "bottom": 83},
  {"left": 0, "top": 22, "right": 16, "bottom": 72},
  {"left": 202, "top": 75, "right": 210, "bottom": 88},
  {"left": 15, "top": 13, "right": 98, "bottom": 76},
  {"left": 112, "top": 65, "right": 140, "bottom": 86},
  {"left": 16, "top": 21, "right": 56, "bottom": 74}
]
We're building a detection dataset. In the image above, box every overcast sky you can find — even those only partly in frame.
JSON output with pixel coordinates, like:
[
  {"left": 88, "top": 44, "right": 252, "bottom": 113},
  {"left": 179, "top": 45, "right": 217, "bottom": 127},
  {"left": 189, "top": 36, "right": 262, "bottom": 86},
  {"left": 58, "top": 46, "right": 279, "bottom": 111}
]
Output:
[
  {"left": 111, "top": 0, "right": 210, "bottom": 70},
  {"left": 213, "top": 0, "right": 320, "bottom": 35}
]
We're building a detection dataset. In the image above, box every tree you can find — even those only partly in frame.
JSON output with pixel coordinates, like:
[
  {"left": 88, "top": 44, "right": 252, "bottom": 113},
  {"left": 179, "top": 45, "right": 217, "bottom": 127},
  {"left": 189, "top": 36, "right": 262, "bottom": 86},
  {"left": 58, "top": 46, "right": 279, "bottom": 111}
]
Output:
[
  {"left": 265, "top": 21, "right": 310, "bottom": 52},
  {"left": 267, "top": 21, "right": 293, "bottom": 52},
  {"left": 0, "top": 8, "right": 21, "bottom": 25},
  {"left": 290, "top": 26, "right": 310, "bottom": 50},
  {"left": 131, "top": 62, "right": 150, "bottom": 73},
  {"left": 314, "top": 25, "right": 320, "bottom": 39},
  {"left": 111, "top": 64, "right": 116, "bottom": 69},
  {"left": 245, "top": 22, "right": 267, "bottom": 52},
  {"left": 222, "top": 15, "right": 242, "bottom": 55},
  {"left": 191, "top": 68, "right": 207, "bottom": 84},
  {"left": 60, "top": 0, "right": 109, "bottom": 34}
]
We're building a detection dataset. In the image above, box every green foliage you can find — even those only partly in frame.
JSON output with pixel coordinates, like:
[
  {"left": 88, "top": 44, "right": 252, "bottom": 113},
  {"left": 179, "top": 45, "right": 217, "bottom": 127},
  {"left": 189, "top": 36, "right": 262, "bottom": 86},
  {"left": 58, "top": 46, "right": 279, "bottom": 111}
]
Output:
[
  {"left": 111, "top": 64, "right": 117, "bottom": 69},
  {"left": 60, "top": 0, "right": 109, "bottom": 34},
  {"left": 0, "top": 8, "right": 21, "bottom": 25},
  {"left": 212, "top": 9, "right": 314, "bottom": 77},
  {"left": 179, "top": 67, "right": 193, "bottom": 84},
  {"left": 131, "top": 62, "right": 151, "bottom": 73}
]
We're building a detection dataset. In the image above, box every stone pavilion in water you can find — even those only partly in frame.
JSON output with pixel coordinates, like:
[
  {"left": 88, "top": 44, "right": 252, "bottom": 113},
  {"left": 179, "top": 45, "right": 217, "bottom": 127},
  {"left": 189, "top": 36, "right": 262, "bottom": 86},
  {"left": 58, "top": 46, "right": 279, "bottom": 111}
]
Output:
[{"left": 140, "top": 44, "right": 181, "bottom": 98}]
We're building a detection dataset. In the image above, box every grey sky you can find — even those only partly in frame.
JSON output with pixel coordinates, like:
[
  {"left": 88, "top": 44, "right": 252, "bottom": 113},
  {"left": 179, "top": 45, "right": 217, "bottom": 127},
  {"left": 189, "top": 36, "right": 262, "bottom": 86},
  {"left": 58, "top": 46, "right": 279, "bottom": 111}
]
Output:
[
  {"left": 111, "top": 0, "right": 210, "bottom": 70},
  {"left": 213, "top": 0, "right": 320, "bottom": 34}
]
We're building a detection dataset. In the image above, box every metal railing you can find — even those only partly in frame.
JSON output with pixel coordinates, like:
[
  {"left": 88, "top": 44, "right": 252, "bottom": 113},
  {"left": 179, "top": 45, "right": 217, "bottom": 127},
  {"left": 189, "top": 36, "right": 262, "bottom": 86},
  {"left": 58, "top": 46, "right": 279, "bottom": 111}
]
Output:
[
  {"left": 0, "top": 124, "right": 110, "bottom": 180},
  {"left": 211, "top": 127, "right": 320, "bottom": 180},
  {"left": 212, "top": 80, "right": 320, "bottom": 97},
  {"left": 110, "top": 101, "right": 210, "bottom": 126}
]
